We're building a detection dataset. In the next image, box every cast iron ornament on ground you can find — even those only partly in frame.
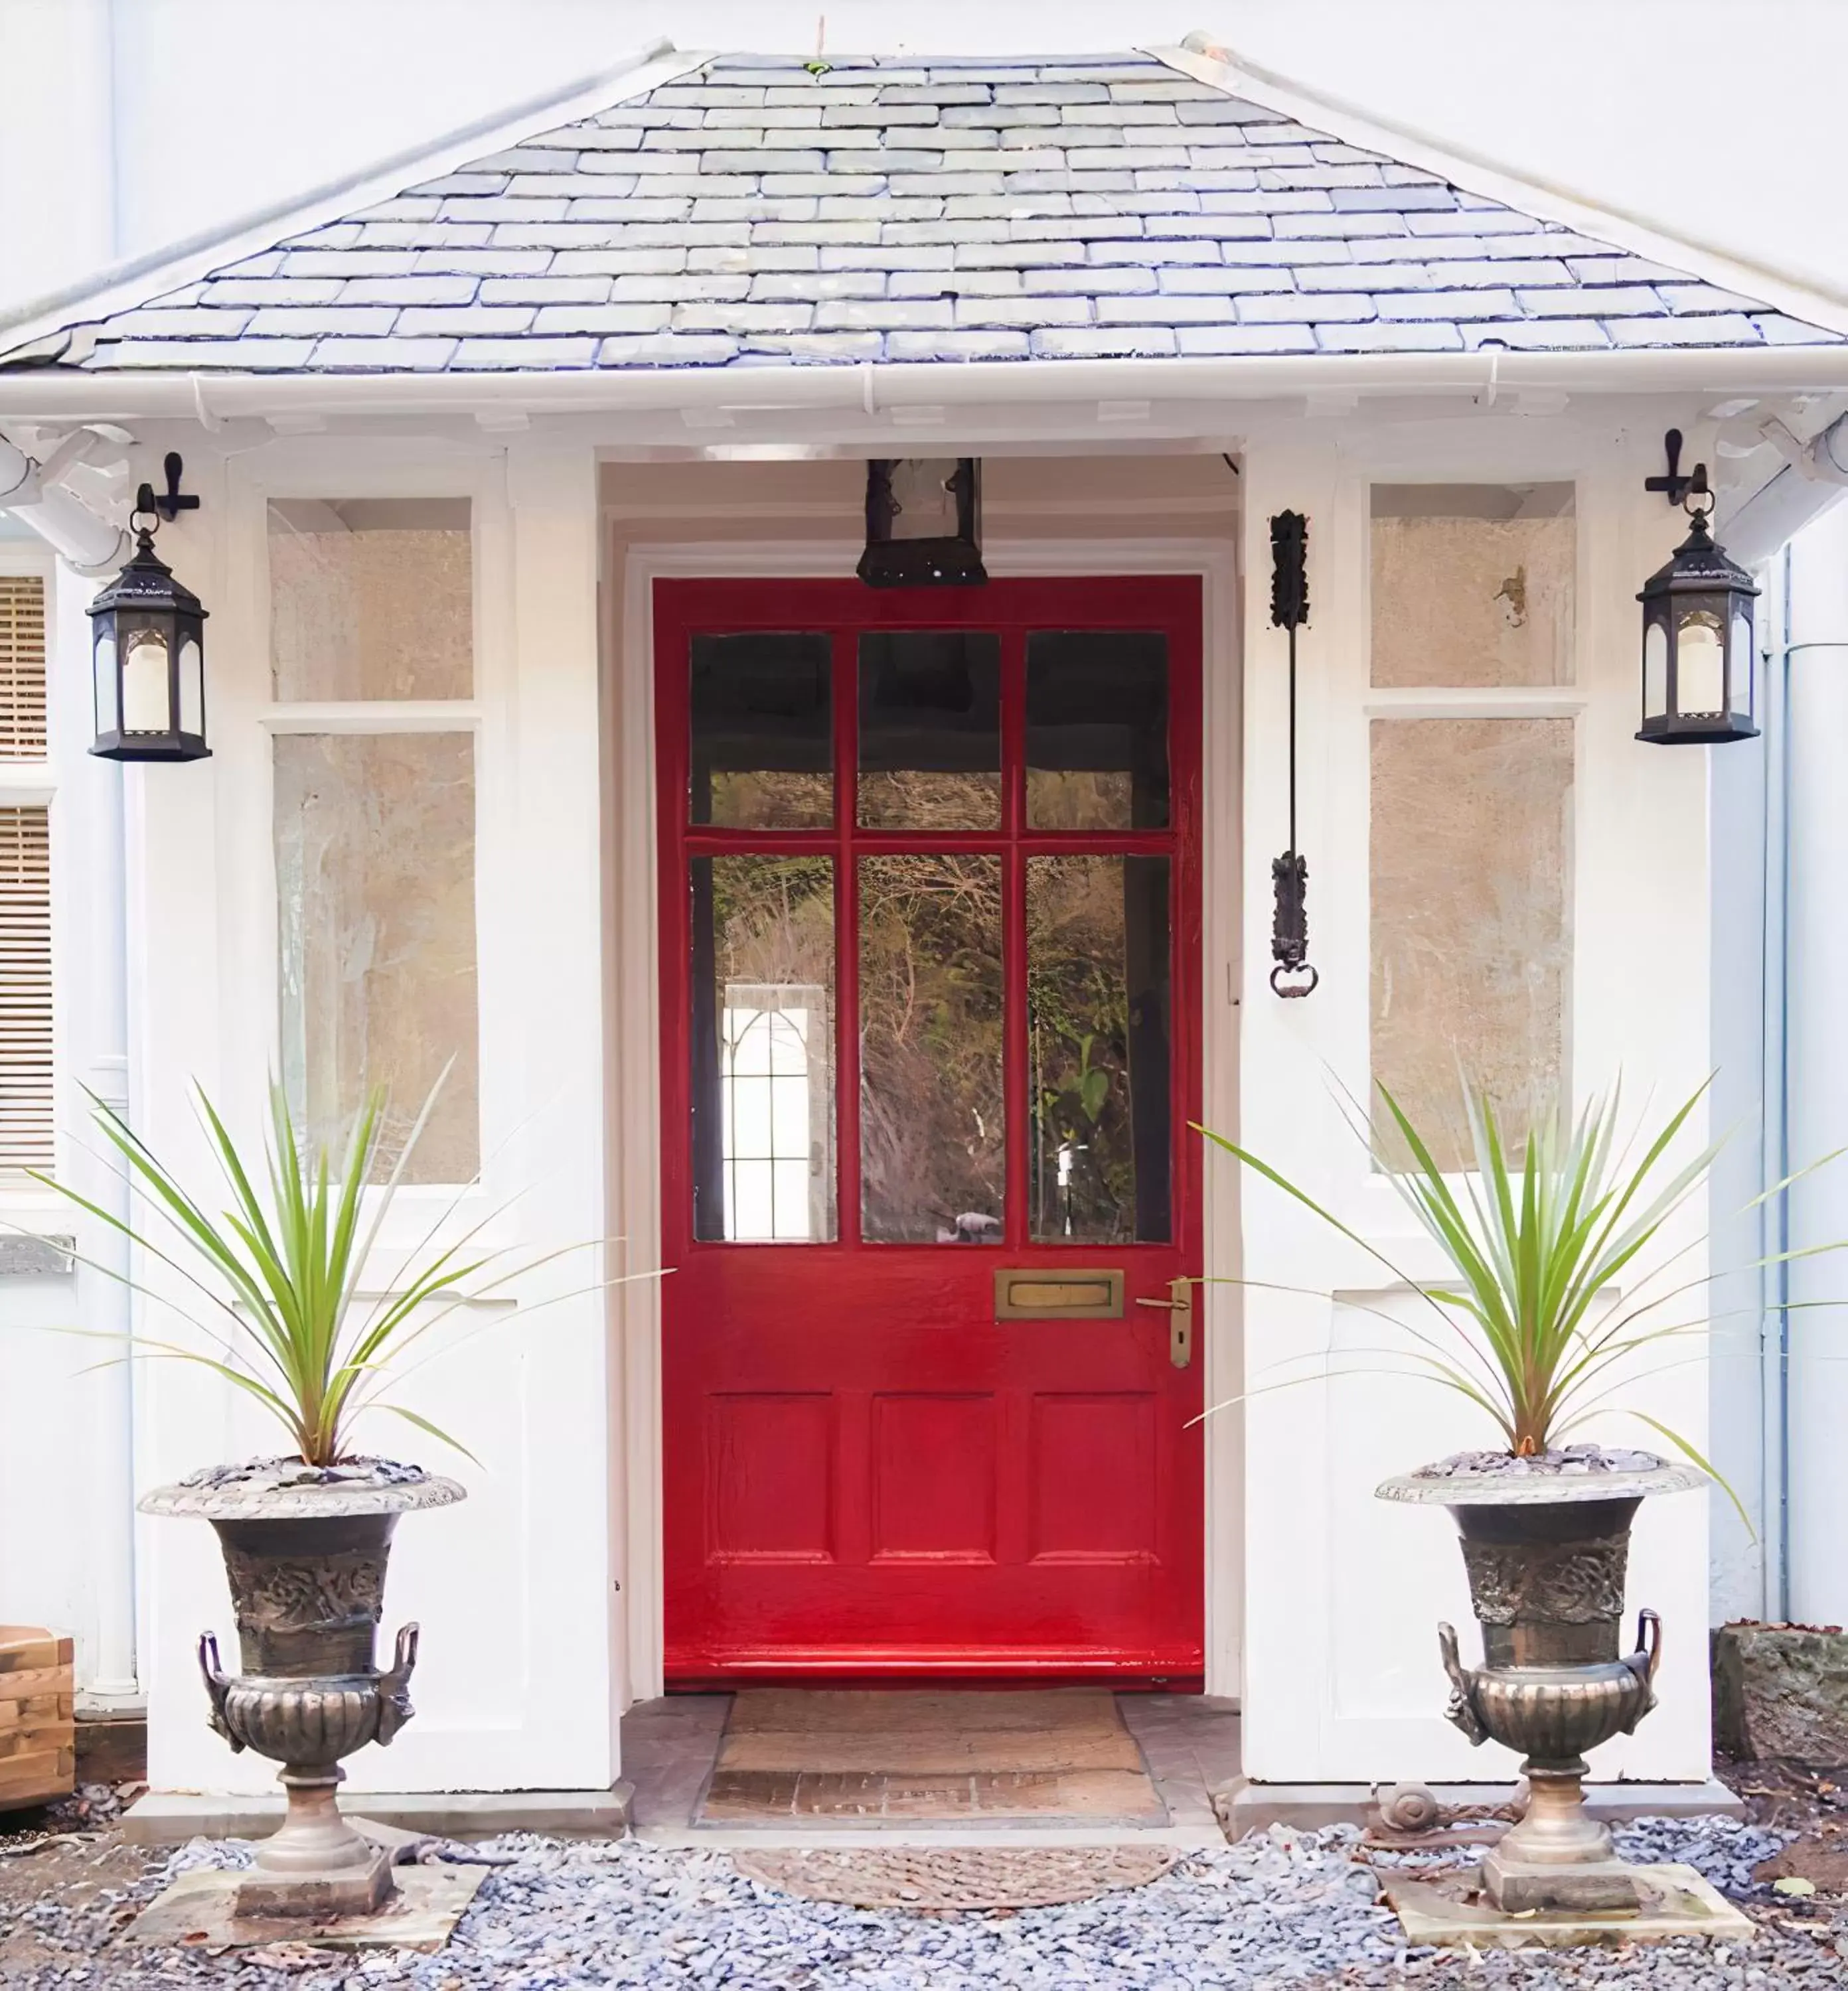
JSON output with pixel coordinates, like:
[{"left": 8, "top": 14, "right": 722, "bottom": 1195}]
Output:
[
  {"left": 139, "top": 1457, "right": 463, "bottom": 1917},
  {"left": 1378, "top": 1448, "right": 1703, "bottom": 1916}
]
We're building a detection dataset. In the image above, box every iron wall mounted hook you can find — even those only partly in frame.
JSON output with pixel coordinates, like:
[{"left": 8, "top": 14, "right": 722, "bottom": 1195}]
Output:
[
  {"left": 1644, "top": 429, "right": 1701, "bottom": 509},
  {"left": 149, "top": 451, "right": 200, "bottom": 522}
]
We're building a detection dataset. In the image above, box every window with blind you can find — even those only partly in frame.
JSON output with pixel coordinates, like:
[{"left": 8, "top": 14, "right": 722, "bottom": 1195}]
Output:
[{"left": 0, "top": 574, "right": 52, "bottom": 1179}]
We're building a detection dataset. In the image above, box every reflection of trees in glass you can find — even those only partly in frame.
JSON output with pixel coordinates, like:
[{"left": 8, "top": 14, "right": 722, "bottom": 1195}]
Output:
[
  {"left": 1029, "top": 855, "right": 1138, "bottom": 1244},
  {"left": 711, "top": 853, "right": 835, "bottom": 990},
  {"left": 859, "top": 854, "right": 1004, "bottom": 1242},
  {"left": 704, "top": 769, "right": 834, "bottom": 830},
  {"left": 858, "top": 768, "right": 1000, "bottom": 832}
]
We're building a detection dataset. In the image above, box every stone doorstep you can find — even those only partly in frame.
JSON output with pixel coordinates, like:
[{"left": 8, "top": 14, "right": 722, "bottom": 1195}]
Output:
[
  {"left": 1215, "top": 1777, "right": 1744, "bottom": 1834},
  {"left": 121, "top": 1782, "right": 633, "bottom": 1846},
  {"left": 637, "top": 1821, "right": 1229, "bottom": 1852}
]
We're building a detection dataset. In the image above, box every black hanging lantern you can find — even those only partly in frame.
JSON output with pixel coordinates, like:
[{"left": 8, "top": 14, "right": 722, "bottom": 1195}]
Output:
[
  {"left": 88, "top": 480, "right": 210, "bottom": 763},
  {"left": 858, "top": 458, "right": 986, "bottom": 587},
  {"left": 1636, "top": 467, "right": 1758, "bottom": 746}
]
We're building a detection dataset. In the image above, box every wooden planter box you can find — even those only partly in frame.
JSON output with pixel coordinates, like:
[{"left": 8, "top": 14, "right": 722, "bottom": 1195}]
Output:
[{"left": 0, "top": 1627, "right": 75, "bottom": 1810}]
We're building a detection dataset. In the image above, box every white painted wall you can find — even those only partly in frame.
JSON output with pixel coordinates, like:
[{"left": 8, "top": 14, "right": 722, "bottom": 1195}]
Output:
[
  {"left": 1778, "top": 502, "right": 1848, "bottom": 1631},
  {"left": 0, "top": 543, "right": 141, "bottom": 1696},
  {"left": 1235, "top": 407, "right": 1719, "bottom": 1783},
  {"left": 3, "top": 1, "right": 1846, "bottom": 316},
  {"left": 54, "top": 402, "right": 1720, "bottom": 1791},
  {"left": 93, "top": 427, "right": 617, "bottom": 1793}
]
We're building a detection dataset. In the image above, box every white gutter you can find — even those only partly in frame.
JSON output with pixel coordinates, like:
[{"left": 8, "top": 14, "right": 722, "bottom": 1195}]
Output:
[{"left": 4, "top": 346, "right": 1848, "bottom": 427}]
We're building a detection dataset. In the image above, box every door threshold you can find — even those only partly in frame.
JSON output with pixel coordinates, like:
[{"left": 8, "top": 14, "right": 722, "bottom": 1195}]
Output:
[
  {"left": 636, "top": 1821, "right": 1228, "bottom": 1850},
  {"left": 623, "top": 1690, "right": 1239, "bottom": 1838}
]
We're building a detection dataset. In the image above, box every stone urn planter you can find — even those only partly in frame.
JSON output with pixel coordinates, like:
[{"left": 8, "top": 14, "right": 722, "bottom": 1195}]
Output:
[
  {"left": 1377, "top": 1446, "right": 1703, "bottom": 1913},
  {"left": 141, "top": 1457, "right": 464, "bottom": 1916}
]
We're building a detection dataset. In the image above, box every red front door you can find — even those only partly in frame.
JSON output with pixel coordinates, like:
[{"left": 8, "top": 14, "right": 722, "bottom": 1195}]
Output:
[{"left": 658, "top": 576, "right": 1204, "bottom": 1683}]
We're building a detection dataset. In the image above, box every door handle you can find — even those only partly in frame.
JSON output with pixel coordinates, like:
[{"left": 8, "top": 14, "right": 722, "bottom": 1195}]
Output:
[{"left": 1136, "top": 1277, "right": 1194, "bottom": 1369}]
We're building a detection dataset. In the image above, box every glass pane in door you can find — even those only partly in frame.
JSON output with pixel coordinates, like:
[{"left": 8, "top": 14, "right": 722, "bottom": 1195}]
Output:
[
  {"left": 690, "top": 855, "right": 836, "bottom": 1242},
  {"left": 860, "top": 853, "right": 1005, "bottom": 1242},
  {"left": 690, "top": 632, "right": 833, "bottom": 827},
  {"left": 1026, "top": 632, "right": 1169, "bottom": 829},
  {"left": 858, "top": 632, "right": 1002, "bottom": 828},
  {"left": 1028, "top": 854, "right": 1171, "bottom": 1243}
]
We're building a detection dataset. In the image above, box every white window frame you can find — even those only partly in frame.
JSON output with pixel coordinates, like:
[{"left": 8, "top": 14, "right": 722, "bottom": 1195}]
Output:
[
  {"left": 220, "top": 445, "right": 514, "bottom": 1250},
  {"left": 1361, "top": 475, "right": 1588, "bottom": 1185}
]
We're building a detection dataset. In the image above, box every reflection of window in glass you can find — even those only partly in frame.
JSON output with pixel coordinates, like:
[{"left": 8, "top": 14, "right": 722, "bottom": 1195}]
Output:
[
  {"left": 275, "top": 733, "right": 480, "bottom": 1182},
  {"left": 860, "top": 853, "right": 1004, "bottom": 1244},
  {"left": 721, "top": 987, "right": 828, "bottom": 1242},
  {"left": 858, "top": 631, "right": 1000, "bottom": 828},
  {"left": 269, "top": 499, "right": 473, "bottom": 700},
  {"left": 1370, "top": 718, "right": 1571, "bottom": 1170},
  {"left": 691, "top": 857, "right": 836, "bottom": 1243},
  {"left": 690, "top": 632, "right": 832, "bottom": 828},
  {"left": 1371, "top": 484, "right": 1575, "bottom": 688},
  {"left": 1028, "top": 855, "right": 1170, "bottom": 1243},
  {"left": 1026, "top": 632, "right": 1168, "bottom": 829}
]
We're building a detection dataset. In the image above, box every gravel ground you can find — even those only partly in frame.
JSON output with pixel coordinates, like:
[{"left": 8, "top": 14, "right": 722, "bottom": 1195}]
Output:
[{"left": 0, "top": 1807, "right": 1841, "bottom": 1988}]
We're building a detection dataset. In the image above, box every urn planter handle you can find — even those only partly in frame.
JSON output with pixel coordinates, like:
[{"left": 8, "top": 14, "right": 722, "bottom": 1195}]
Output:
[
  {"left": 374, "top": 1622, "right": 420, "bottom": 1747},
  {"left": 1437, "top": 1621, "right": 1488, "bottom": 1745},
  {"left": 1634, "top": 1606, "right": 1662, "bottom": 1680},
  {"left": 196, "top": 1631, "right": 242, "bottom": 1751},
  {"left": 1618, "top": 1606, "right": 1663, "bottom": 1732}
]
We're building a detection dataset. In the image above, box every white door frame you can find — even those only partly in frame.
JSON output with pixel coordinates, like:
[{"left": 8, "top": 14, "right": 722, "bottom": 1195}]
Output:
[{"left": 607, "top": 534, "right": 1243, "bottom": 1704}]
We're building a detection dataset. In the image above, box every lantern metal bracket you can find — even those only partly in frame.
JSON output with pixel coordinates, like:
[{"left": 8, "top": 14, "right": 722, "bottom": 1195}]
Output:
[
  {"left": 1644, "top": 429, "right": 1701, "bottom": 509},
  {"left": 143, "top": 451, "right": 200, "bottom": 523}
]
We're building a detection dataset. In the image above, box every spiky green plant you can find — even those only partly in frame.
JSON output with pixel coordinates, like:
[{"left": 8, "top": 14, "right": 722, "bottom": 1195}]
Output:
[
  {"left": 1198, "top": 1080, "right": 1740, "bottom": 1472},
  {"left": 30, "top": 1077, "right": 590, "bottom": 1467}
]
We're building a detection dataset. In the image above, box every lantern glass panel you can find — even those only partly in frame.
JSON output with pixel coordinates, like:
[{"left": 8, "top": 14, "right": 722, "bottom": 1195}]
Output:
[
  {"left": 1677, "top": 604, "right": 1725, "bottom": 716},
  {"left": 121, "top": 621, "right": 173, "bottom": 734},
  {"left": 1731, "top": 605, "right": 1754, "bottom": 716},
  {"left": 1643, "top": 618, "right": 1668, "bottom": 725},
  {"left": 178, "top": 632, "right": 204, "bottom": 737},
  {"left": 886, "top": 460, "right": 959, "bottom": 541},
  {"left": 92, "top": 627, "right": 117, "bottom": 736}
]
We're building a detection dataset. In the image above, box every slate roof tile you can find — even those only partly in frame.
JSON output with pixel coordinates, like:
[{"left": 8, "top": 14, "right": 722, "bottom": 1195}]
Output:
[{"left": 21, "top": 49, "right": 1835, "bottom": 374}]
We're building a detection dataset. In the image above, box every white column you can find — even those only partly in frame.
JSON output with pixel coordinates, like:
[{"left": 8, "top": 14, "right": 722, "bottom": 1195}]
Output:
[
  {"left": 1782, "top": 503, "right": 1848, "bottom": 1626},
  {"left": 53, "top": 559, "right": 139, "bottom": 1702}
]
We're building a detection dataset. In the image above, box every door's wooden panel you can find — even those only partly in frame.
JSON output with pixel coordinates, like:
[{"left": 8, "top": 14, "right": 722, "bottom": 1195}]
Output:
[
  {"left": 872, "top": 1394, "right": 998, "bottom": 1562},
  {"left": 708, "top": 1394, "right": 835, "bottom": 1563},
  {"left": 658, "top": 577, "right": 1205, "bottom": 1682},
  {"left": 1030, "top": 1393, "right": 1158, "bottom": 1564}
]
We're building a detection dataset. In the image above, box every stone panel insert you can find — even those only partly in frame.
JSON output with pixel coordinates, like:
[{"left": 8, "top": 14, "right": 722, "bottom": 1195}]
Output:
[
  {"left": 1371, "top": 484, "right": 1575, "bottom": 689},
  {"left": 1370, "top": 717, "right": 1572, "bottom": 1169}
]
